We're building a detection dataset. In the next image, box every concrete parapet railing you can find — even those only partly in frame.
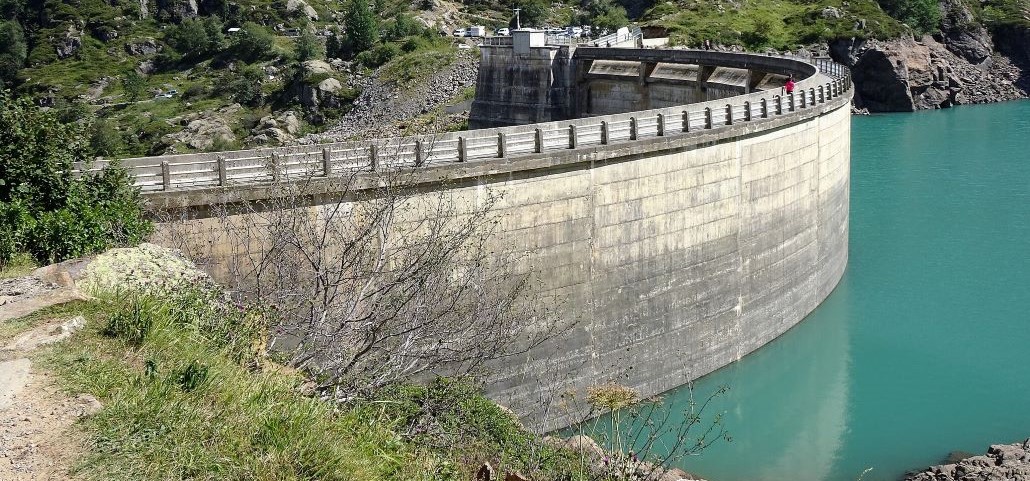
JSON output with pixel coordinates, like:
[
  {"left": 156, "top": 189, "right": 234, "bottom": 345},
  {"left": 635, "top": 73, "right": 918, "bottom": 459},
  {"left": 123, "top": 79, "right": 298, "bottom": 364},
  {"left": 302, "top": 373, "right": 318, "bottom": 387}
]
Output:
[{"left": 78, "top": 54, "right": 850, "bottom": 193}]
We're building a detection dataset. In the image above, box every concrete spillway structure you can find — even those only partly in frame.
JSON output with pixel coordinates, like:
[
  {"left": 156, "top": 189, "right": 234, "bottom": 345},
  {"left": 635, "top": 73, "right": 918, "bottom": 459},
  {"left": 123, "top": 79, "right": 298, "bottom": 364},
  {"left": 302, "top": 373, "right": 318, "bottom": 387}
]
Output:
[{"left": 117, "top": 46, "right": 852, "bottom": 429}]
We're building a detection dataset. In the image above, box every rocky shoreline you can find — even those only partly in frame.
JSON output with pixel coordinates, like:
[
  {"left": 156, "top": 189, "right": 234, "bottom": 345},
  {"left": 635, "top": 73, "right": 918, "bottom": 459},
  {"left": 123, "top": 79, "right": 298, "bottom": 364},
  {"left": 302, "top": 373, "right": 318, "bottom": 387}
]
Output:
[{"left": 904, "top": 439, "right": 1030, "bottom": 481}]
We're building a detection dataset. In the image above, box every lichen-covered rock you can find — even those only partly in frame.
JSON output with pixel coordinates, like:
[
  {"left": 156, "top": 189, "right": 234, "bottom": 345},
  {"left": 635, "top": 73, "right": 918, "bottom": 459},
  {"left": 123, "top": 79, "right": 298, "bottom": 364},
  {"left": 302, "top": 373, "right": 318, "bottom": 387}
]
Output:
[{"left": 78, "top": 243, "right": 215, "bottom": 295}]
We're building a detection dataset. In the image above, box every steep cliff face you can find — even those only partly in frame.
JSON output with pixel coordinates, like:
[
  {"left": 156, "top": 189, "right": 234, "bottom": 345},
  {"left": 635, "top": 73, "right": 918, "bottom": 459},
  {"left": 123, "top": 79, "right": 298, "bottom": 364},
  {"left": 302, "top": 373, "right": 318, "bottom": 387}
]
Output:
[
  {"left": 829, "top": 0, "right": 1028, "bottom": 112},
  {"left": 832, "top": 36, "right": 1026, "bottom": 112}
]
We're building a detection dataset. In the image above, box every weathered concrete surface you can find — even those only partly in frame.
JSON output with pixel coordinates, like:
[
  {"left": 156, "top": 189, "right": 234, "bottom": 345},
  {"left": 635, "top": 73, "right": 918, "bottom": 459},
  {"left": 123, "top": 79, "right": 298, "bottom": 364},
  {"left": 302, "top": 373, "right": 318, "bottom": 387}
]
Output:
[
  {"left": 470, "top": 47, "right": 814, "bottom": 128},
  {"left": 151, "top": 90, "right": 851, "bottom": 428}
]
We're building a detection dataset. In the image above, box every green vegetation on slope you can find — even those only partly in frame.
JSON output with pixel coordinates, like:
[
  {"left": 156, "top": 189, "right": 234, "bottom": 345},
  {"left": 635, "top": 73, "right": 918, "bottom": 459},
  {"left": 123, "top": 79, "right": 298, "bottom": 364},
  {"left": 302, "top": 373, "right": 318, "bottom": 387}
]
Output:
[
  {"left": 0, "top": 0, "right": 463, "bottom": 158},
  {"left": 641, "top": 0, "right": 908, "bottom": 49},
  {"left": 18, "top": 287, "right": 588, "bottom": 481}
]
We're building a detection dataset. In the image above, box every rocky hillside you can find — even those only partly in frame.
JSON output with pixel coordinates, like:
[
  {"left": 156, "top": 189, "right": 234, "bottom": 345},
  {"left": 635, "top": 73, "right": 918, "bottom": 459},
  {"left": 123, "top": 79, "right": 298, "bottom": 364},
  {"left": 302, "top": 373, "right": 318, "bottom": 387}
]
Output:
[{"left": 831, "top": 0, "right": 1029, "bottom": 111}]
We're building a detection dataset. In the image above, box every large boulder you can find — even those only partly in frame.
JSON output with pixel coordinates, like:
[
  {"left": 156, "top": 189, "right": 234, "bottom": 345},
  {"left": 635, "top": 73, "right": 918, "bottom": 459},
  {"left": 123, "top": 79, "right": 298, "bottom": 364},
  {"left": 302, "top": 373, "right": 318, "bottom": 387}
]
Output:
[
  {"left": 124, "top": 37, "right": 160, "bottom": 56},
  {"left": 286, "top": 0, "right": 319, "bottom": 20},
  {"left": 302, "top": 60, "right": 334, "bottom": 76}
]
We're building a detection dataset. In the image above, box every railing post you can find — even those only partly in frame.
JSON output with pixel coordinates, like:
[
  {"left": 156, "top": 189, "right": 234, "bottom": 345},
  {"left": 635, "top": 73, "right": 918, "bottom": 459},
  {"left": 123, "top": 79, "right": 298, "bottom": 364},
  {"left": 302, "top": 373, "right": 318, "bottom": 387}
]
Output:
[
  {"left": 534, "top": 128, "right": 544, "bottom": 153},
  {"left": 270, "top": 152, "right": 281, "bottom": 181},
  {"left": 818, "top": 85, "right": 825, "bottom": 103},
  {"left": 795, "top": 92, "right": 803, "bottom": 109},
  {"left": 497, "top": 132, "right": 506, "bottom": 158},
  {"left": 810, "top": 88, "right": 815, "bottom": 105},
  {"left": 682, "top": 111, "right": 690, "bottom": 132},
  {"left": 458, "top": 136, "right": 467, "bottom": 162},
  {"left": 568, "top": 125, "right": 577, "bottom": 149},
  {"left": 161, "top": 161, "right": 170, "bottom": 191},
  {"left": 704, "top": 107, "right": 713, "bottom": 129},
  {"left": 760, "top": 98, "right": 769, "bottom": 118},
  {"left": 414, "top": 140, "right": 424, "bottom": 166},
  {"left": 725, "top": 104, "right": 733, "bottom": 125},
  {"left": 368, "top": 145, "right": 378, "bottom": 171},
  {"left": 217, "top": 155, "right": 227, "bottom": 186},
  {"left": 629, "top": 117, "right": 638, "bottom": 140},
  {"left": 743, "top": 101, "right": 752, "bottom": 121},
  {"left": 322, "top": 147, "right": 332, "bottom": 176},
  {"left": 600, "top": 121, "right": 609, "bottom": 144},
  {"left": 776, "top": 95, "right": 783, "bottom": 115},
  {"left": 656, "top": 113, "right": 665, "bottom": 136}
]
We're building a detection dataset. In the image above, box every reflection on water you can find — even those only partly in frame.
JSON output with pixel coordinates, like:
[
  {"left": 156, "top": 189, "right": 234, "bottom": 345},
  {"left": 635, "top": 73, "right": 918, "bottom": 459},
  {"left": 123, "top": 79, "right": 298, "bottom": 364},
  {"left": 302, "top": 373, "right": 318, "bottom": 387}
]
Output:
[{"left": 654, "top": 101, "right": 1030, "bottom": 481}]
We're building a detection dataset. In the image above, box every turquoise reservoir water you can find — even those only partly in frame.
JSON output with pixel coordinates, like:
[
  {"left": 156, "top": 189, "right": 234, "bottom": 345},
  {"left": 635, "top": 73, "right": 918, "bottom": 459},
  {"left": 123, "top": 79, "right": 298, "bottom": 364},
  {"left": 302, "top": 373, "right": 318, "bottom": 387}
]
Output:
[{"left": 665, "top": 100, "right": 1030, "bottom": 481}]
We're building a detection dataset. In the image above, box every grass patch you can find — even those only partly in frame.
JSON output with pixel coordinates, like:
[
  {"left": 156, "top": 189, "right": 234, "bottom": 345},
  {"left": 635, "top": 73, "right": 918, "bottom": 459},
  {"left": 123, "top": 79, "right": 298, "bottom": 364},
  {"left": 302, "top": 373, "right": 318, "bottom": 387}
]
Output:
[
  {"left": 644, "top": 0, "right": 907, "bottom": 48},
  {"left": 29, "top": 288, "right": 593, "bottom": 481},
  {"left": 0, "top": 253, "right": 38, "bottom": 280},
  {"left": 380, "top": 46, "right": 458, "bottom": 88},
  {"left": 39, "top": 292, "right": 438, "bottom": 481}
]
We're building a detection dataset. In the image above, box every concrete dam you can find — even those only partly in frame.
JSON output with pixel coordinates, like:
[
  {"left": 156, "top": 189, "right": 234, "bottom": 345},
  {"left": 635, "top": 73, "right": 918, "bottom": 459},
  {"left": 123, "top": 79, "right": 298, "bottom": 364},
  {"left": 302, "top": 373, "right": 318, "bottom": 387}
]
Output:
[{"left": 109, "top": 38, "right": 853, "bottom": 429}]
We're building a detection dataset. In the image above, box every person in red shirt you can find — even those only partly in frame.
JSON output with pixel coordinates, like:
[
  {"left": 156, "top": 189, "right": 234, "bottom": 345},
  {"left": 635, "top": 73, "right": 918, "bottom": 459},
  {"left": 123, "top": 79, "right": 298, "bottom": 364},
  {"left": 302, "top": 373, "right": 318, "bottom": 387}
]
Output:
[{"left": 784, "top": 74, "right": 796, "bottom": 94}]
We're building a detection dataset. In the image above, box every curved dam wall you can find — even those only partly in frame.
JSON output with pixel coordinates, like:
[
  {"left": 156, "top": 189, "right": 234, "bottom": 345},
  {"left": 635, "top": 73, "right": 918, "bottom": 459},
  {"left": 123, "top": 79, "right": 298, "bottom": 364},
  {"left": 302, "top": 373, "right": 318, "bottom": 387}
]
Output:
[{"left": 131, "top": 51, "right": 851, "bottom": 430}]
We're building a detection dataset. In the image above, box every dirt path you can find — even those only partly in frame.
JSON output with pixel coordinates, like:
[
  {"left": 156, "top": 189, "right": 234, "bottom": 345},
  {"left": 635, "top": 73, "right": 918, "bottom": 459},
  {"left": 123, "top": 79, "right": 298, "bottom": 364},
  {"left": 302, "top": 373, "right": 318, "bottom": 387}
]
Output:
[{"left": 0, "top": 271, "right": 97, "bottom": 481}]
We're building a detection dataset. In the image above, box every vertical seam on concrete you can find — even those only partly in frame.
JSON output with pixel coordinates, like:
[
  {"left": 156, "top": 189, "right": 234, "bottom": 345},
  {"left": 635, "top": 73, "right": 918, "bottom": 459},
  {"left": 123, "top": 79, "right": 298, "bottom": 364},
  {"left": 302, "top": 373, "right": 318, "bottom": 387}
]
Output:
[
  {"left": 734, "top": 135, "right": 745, "bottom": 363},
  {"left": 588, "top": 157, "right": 598, "bottom": 388}
]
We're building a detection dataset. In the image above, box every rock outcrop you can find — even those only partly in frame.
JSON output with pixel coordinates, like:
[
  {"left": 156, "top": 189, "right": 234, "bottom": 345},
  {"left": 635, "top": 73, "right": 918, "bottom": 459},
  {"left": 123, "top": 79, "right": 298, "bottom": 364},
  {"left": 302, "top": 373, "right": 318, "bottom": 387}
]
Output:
[
  {"left": 904, "top": 439, "right": 1030, "bottom": 481},
  {"left": 55, "top": 26, "right": 82, "bottom": 60},
  {"left": 832, "top": 34, "right": 1027, "bottom": 112},
  {"left": 160, "top": 104, "right": 241, "bottom": 152},
  {"left": 936, "top": 0, "right": 993, "bottom": 65}
]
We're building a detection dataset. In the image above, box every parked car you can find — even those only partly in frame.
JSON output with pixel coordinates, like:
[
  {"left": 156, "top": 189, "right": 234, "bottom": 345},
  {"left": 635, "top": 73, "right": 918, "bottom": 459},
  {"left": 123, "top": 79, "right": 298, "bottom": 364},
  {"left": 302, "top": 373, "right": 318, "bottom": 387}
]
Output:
[
  {"left": 496, "top": 27, "right": 510, "bottom": 36},
  {"left": 452, "top": 28, "right": 467, "bottom": 37},
  {"left": 566, "top": 26, "right": 583, "bottom": 38}
]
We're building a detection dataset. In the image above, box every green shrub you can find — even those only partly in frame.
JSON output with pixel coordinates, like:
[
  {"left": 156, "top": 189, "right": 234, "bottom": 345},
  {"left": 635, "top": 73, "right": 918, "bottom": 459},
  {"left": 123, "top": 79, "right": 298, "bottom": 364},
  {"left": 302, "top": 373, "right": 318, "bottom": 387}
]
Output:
[
  {"left": 295, "top": 27, "right": 324, "bottom": 62},
  {"left": 230, "top": 22, "right": 277, "bottom": 63},
  {"left": 0, "top": 200, "right": 32, "bottom": 270},
  {"left": 163, "top": 16, "right": 226, "bottom": 63},
  {"left": 878, "top": 0, "right": 941, "bottom": 33},
  {"left": 356, "top": 42, "right": 402, "bottom": 68},
  {"left": 0, "top": 91, "right": 152, "bottom": 266},
  {"left": 0, "top": 90, "right": 85, "bottom": 211}
]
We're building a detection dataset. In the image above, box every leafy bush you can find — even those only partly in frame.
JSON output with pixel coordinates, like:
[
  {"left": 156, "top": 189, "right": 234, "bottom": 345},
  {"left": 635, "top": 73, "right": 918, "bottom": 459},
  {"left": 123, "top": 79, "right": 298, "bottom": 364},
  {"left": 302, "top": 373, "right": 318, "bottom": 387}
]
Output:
[
  {"left": 356, "top": 42, "right": 402, "bottom": 68},
  {"left": 0, "top": 90, "right": 152, "bottom": 267},
  {"left": 878, "top": 0, "right": 941, "bottom": 33},
  {"left": 230, "top": 22, "right": 277, "bottom": 63},
  {"left": 0, "top": 20, "right": 26, "bottom": 88},
  {"left": 221, "top": 65, "right": 265, "bottom": 106},
  {"left": 163, "top": 16, "right": 226, "bottom": 62},
  {"left": 295, "top": 27, "right": 324, "bottom": 62}
]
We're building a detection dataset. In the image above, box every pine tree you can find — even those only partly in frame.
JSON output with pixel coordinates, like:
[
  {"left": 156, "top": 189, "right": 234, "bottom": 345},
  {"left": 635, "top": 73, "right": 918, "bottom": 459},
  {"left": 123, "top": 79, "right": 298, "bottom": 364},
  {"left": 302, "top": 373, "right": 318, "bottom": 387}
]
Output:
[{"left": 345, "top": 0, "right": 379, "bottom": 55}]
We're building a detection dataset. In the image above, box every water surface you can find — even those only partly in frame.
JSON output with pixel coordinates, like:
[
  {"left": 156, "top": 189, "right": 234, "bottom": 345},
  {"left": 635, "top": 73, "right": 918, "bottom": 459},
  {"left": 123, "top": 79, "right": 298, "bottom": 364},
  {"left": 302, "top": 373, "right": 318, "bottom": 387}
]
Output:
[{"left": 665, "top": 100, "right": 1030, "bottom": 481}]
